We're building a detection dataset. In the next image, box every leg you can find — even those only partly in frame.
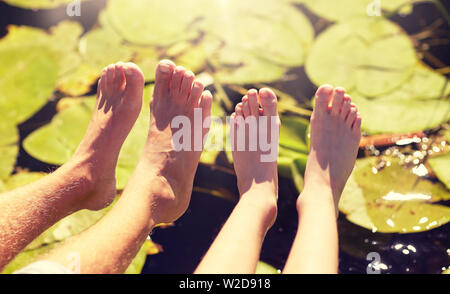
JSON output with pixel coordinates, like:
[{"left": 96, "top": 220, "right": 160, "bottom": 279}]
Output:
[
  {"left": 40, "top": 60, "right": 212, "bottom": 273},
  {"left": 195, "top": 88, "right": 280, "bottom": 274},
  {"left": 0, "top": 62, "right": 143, "bottom": 270},
  {"left": 282, "top": 85, "right": 361, "bottom": 274}
]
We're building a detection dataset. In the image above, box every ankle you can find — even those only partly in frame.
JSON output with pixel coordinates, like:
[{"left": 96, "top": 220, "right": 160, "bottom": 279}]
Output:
[{"left": 240, "top": 187, "right": 278, "bottom": 228}]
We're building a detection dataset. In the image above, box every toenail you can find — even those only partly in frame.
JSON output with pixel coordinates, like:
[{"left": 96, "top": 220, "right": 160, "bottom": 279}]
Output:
[{"left": 159, "top": 63, "right": 171, "bottom": 73}]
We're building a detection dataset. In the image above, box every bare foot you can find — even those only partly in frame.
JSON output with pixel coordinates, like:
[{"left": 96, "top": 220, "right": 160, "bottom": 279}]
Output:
[
  {"left": 140, "top": 60, "right": 212, "bottom": 223},
  {"left": 67, "top": 62, "right": 144, "bottom": 210},
  {"left": 299, "top": 85, "right": 361, "bottom": 214},
  {"left": 231, "top": 88, "right": 280, "bottom": 223}
]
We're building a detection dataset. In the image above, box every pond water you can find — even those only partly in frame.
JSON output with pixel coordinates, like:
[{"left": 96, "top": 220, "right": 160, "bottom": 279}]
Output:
[{"left": 0, "top": 0, "right": 449, "bottom": 274}]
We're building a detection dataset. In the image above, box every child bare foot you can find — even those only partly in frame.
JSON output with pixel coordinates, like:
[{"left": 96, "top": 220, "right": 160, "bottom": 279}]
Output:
[
  {"left": 139, "top": 60, "right": 212, "bottom": 223},
  {"left": 300, "top": 85, "right": 361, "bottom": 215},
  {"left": 231, "top": 88, "right": 280, "bottom": 223},
  {"left": 69, "top": 62, "right": 144, "bottom": 210},
  {"left": 195, "top": 89, "right": 280, "bottom": 274}
]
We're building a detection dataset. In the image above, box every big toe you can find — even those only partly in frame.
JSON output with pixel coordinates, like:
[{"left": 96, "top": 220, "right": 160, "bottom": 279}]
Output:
[
  {"left": 314, "top": 84, "right": 334, "bottom": 114},
  {"left": 123, "top": 63, "right": 145, "bottom": 98},
  {"left": 259, "top": 88, "right": 278, "bottom": 117},
  {"left": 154, "top": 59, "right": 176, "bottom": 98}
]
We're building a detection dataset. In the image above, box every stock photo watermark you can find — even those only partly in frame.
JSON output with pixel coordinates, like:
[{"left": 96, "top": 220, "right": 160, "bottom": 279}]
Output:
[
  {"left": 67, "top": 0, "right": 81, "bottom": 17},
  {"left": 170, "top": 109, "right": 280, "bottom": 163},
  {"left": 366, "top": 252, "right": 388, "bottom": 274},
  {"left": 367, "top": 0, "right": 382, "bottom": 17}
]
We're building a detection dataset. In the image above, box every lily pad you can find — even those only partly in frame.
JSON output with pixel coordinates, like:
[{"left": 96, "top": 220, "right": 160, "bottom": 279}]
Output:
[
  {"left": 255, "top": 261, "right": 279, "bottom": 274},
  {"left": 339, "top": 157, "right": 450, "bottom": 233},
  {"left": 350, "top": 94, "right": 450, "bottom": 134},
  {"left": 2, "top": 0, "right": 87, "bottom": 9},
  {"left": 105, "top": 0, "right": 202, "bottom": 46},
  {"left": 306, "top": 18, "right": 417, "bottom": 97},
  {"left": 0, "top": 46, "right": 58, "bottom": 125},
  {"left": 24, "top": 86, "right": 154, "bottom": 190},
  {"left": 200, "top": 0, "right": 314, "bottom": 84},
  {"left": 0, "top": 123, "right": 18, "bottom": 180},
  {"left": 292, "top": 0, "right": 413, "bottom": 21},
  {"left": 0, "top": 22, "right": 94, "bottom": 97},
  {"left": 428, "top": 153, "right": 450, "bottom": 190}
]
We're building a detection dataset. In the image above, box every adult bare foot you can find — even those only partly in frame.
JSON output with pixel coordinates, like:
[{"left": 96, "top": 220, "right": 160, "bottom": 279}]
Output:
[
  {"left": 299, "top": 85, "right": 361, "bottom": 215},
  {"left": 139, "top": 60, "right": 212, "bottom": 223},
  {"left": 67, "top": 62, "right": 144, "bottom": 210},
  {"left": 231, "top": 88, "right": 280, "bottom": 225}
]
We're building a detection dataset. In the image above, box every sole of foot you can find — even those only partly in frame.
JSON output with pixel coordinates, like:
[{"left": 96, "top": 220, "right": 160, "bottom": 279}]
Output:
[
  {"left": 68, "top": 62, "right": 144, "bottom": 211},
  {"left": 299, "top": 85, "right": 361, "bottom": 216},
  {"left": 139, "top": 60, "right": 212, "bottom": 223}
]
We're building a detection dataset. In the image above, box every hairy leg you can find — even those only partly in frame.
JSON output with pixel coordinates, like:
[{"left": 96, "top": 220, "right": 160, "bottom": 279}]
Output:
[
  {"left": 41, "top": 60, "right": 212, "bottom": 273},
  {"left": 0, "top": 62, "right": 143, "bottom": 270}
]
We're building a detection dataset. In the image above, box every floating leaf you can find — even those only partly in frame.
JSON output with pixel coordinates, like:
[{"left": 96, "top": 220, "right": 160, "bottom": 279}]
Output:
[
  {"left": 0, "top": 172, "right": 46, "bottom": 192},
  {"left": 306, "top": 18, "right": 417, "bottom": 97},
  {"left": 255, "top": 261, "right": 279, "bottom": 274},
  {"left": 2, "top": 0, "right": 87, "bottom": 9},
  {"left": 292, "top": 0, "right": 413, "bottom": 21},
  {"left": 0, "top": 46, "right": 58, "bottom": 124},
  {"left": 351, "top": 95, "right": 450, "bottom": 134},
  {"left": 105, "top": 0, "right": 202, "bottom": 46},
  {"left": 0, "top": 122, "right": 18, "bottom": 180},
  {"left": 428, "top": 153, "right": 450, "bottom": 190},
  {"left": 0, "top": 22, "right": 95, "bottom": 97},
  {"left": 339, "top": 157, "right": 450, "bottom": 233}
]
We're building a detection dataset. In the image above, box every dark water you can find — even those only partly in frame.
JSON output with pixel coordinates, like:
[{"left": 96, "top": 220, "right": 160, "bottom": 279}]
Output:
[{"left": 1, "top": 0, "right": 449, "bottom": 274}]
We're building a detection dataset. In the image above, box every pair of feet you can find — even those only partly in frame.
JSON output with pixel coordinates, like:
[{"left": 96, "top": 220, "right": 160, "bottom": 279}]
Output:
[{"left": 67, "top": 59, "right": 361, "bottom": 225}]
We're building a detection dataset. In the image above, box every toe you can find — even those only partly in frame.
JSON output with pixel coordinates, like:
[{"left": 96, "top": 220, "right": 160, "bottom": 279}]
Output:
[
  {"left": 341, "top": 98, "right": 351, "bottom": 120},
  {"left": 106, "top": 64, "right": 116, "bottom": 85},
  {"left": 199, "top": 90, "right": 213, "bottom": 126},
  {"left": 247, "top": 89, "right": 259, "bottom": 117},
  {"left": 346, "top": 108, "right": 357, "bottom": 128},
  {"left": 180, "top": 71, "right": 195, "bottom": 101},
  {"left": 154, "top": 59, "right": 176, "bottom": 98},
  {"left": 259, "top": 88, "right": 278, "bottom": 117},
  {"left": 235, "top": 103, "right": 244, "bottom": 117},
  {"left": 170, "top": 66, "right": 186, "bottom": 97},
  {"left": 114, "top": 62, "right": 126, "bottom": 93},
  {"left": 353, "top": 113, "right": 362, "bottom": 131},
  {"left": 314, "top": 84, "right": 333, "bottom": 114},
  {"left": 242, "top": 98, "right": 251, "bottom": 118},
  {"left": 331, "top": 87, "right": 345, "bottom": 116},
  {"left": 187, "top": 80, "right": 204, "bottom": 108},
  {"left": 123, "top": 63, "right": 145, "bottom": 98}
]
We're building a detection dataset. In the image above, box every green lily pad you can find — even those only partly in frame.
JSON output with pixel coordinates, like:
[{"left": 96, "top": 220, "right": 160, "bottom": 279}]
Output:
[
  {"left": 2, "top": 0, "right": 87, "bottom": 9},
  {"left": 200, "top": 0, "right": 313, "bottom": 84},
  {"left": 339, "top": 157, "right": 450, "bottom": 233},
  {"left": 292, "top": 0, "right": 413, "bottom": 21},
  {"left": 105, "top": 0, "right": 202, "bottom": 46},
  {"left": 0, "top": 123, "right": 18, "bottom": 180},
  {"left": 351, "top": 94, "right": 450, "bottom": 134},
  {"left": 255, "top": 261, "right": 279, "bottom": 274},
  {"left": 0, "top": 22, "right": 95, "bottom": 97},
  {"left": 24, "top": 86, "right": 154, "bottom": 190},
  {"left": 0, "top": 172, "right": 46, "bottom": 192},
  {"left": 306, "top": 18, "right": 417, "bottom": 97},
  {"left": 428, "top": 153, "right": 450, "bottom": 190},
  {"left": 80, "top": 22, "right": 207, "bottom": 83},
  {"left": 279, "top": 116, "right": 310, "bottom": 154},
  {"left": 0, "top": 46, "right": 58, "bottom": 125}
]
